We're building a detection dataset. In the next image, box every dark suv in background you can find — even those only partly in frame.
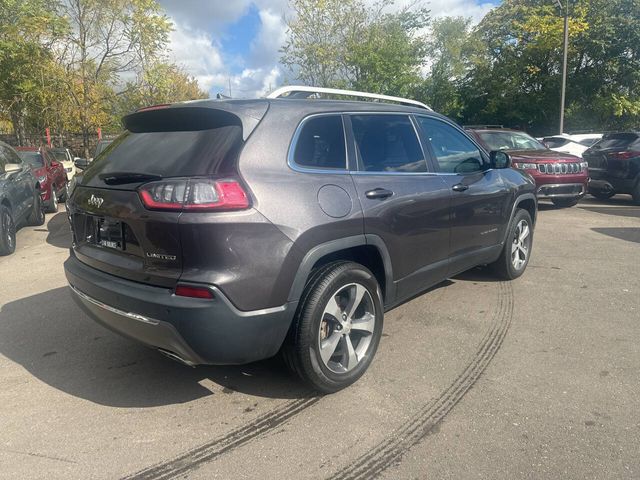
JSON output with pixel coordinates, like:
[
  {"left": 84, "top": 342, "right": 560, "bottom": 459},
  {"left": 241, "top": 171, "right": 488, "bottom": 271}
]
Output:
[
  {"left": 64, "top": 88, "right": 537, "bottom": 392},
  {"left": 0, "top": 141, "right": 45, "bottom": 256},
  {"left": 584, "top": 132, "right": 640, "bottom": 203}
]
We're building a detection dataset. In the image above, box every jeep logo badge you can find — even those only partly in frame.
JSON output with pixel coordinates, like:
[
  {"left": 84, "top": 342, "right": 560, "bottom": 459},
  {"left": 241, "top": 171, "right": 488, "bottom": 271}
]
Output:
[{"left": 88, "top": 194, "right": 104, "bottom": 208}]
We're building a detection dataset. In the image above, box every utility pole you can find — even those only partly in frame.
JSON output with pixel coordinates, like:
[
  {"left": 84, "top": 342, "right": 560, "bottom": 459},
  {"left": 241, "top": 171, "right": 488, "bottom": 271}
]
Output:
[{"left": 556, "top": 0, "right": 569, "bottom": 134}]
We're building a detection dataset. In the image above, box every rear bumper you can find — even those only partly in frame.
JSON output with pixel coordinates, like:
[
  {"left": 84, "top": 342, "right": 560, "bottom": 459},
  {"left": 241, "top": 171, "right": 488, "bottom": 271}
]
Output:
[
  {"left": 588, "top": 177, "right": 635, "bottom": 195},
  {"left": 64, "top": 254, "right": 297, "bottom": 365},
  {"left": 536, "top": 183, "right": 586, "bottom": 199}
]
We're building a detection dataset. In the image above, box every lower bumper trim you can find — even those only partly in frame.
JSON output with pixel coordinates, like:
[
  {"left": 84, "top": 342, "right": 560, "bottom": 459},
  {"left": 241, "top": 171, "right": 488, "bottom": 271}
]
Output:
[{"left": 536, "top": 183, "right": 586, "bottom": 199}]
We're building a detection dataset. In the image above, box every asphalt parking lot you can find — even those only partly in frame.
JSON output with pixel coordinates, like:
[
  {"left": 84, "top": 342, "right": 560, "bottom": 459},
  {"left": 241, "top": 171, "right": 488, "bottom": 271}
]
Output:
[{"left": 0, "top": 196, "right": 638, "bottom": 480}]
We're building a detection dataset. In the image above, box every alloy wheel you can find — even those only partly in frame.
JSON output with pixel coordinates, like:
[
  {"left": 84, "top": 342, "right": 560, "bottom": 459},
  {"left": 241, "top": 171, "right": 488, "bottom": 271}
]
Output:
[
  {"left": 511, "top": 219, "right": 530, "bottom": 270},
  {"left": 3, "top": 211, "right": 15, "bottom": 251},
  {"left": 318, "top": 283, "right": 376, "bottom": 374}
]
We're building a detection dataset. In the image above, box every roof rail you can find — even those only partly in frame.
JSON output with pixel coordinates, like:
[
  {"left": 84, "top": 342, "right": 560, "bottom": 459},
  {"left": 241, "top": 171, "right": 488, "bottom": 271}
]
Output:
[{"left": 266, "top": 86, "right": 432, "bottom": 111}]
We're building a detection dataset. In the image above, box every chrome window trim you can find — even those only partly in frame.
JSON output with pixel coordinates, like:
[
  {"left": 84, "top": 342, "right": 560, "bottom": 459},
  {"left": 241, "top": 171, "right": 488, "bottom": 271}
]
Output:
[
  {"left": 348, "top": 112, "right": 431, "bottom": 175},
  {"left": 413, "top": 114, "right": 490, "bottom": 174},
  {"left": 287, "top": 110, "right": 493, "bottom": 177},
  {"left": 287, "top": 113, "right": 350, "bottom": 175}
]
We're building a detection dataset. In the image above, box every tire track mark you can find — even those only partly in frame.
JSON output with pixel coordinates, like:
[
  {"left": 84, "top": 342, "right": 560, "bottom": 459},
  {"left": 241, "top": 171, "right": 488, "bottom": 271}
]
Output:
[
  {"left": 123, "top": 396, "right": 320, "bottom": 480},
  {"left": 328, "top": 281, "right": 514, "bottom": 480}
]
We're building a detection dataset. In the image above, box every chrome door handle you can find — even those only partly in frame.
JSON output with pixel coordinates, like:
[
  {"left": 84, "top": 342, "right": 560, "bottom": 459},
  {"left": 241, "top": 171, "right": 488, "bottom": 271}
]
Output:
[
  {"left": 365, "top": 188, "right": 394, "bottom": 199},
  {"left": 452, "top": 183, "right": 469, "bottom": 192}
]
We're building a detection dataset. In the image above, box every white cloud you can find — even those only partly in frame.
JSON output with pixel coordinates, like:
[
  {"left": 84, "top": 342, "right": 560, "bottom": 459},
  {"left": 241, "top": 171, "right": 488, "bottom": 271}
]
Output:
[
  {"left": 249, "top": 9, "right": 287, "bottom": 68},
  {"left": 168, "top": 22, "right": 225, "bottom": 91},
  {"left": 161, "top": 0, "right": 497, "bottom": 98}
]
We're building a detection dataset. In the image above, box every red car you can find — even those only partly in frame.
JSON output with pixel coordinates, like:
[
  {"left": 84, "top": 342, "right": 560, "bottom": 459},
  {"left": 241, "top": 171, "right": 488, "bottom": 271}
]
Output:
[
  {"left": 468, "top": 128, "right": 588, "bottom": 208},
  {"left": 15, "top": 147, "right": 68, "bottom": 212}
]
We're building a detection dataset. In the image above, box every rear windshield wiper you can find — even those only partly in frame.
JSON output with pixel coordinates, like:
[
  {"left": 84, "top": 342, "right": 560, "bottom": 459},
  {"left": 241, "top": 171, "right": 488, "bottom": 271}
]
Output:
[{"left": 99, "top": 172, "right": 163, "bottom": 185}]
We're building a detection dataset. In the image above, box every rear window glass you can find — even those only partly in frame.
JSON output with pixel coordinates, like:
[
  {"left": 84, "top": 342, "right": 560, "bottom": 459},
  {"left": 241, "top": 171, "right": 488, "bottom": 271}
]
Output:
[
  {"left": 543, "top": 137, "right": 569, "bottom": 148},
  {"left": 293, "top": 116, "right": 346, "bottom": 169},
  {"left": 86, "top": 126, "right": 243, "bottom": 178},
  {"left": 50, "top": 150, "right": 68, "bottom": 162},
  {"left": 18, "top": 151, "right": 45, "bottom": 167},
  {"left": 594, "top": 133, "right": 639, "bottom": 150}
]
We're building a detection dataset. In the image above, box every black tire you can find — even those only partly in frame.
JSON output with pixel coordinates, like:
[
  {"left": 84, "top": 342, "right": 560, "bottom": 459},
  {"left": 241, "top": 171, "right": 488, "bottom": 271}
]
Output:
[
  {"left": 0, "top": 205, "right": 16, "bottom": 256},
  {"left": 27, "top": 191, "right": 45, "bottom": 226},
  {"left": 551, "top": 197, "right": 580, "bottom": 208},
  {"left": 632, "top": 180, "right": 640, "bottom": 206},
  {"left": 590, "top": 190, "right": 615, "bottom": 200},
  {"left": 491, "top": 208, "right": 533, "bottom": 280},
  {"left": 282, "top": 261, "right": 384, "bottom": 393},
  {"left": 46, "top": 187, "right": 58, "bottom": 213}
]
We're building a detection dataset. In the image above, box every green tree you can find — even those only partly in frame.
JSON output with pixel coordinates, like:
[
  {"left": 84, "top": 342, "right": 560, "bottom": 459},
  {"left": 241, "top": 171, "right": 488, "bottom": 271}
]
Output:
[
  {"left": 460, "top": 0, "right": 640, "bottom": 134},
  {"left": 115, "top": 62, "right": 208, "bottom": 118},
  {"left": 58, "top": 0, "right": 172, "bottom": 156},
  {"left": 414, "top": 16, "right": 475, "bottom": 119},
  {"left": 281, "top": 0, "right": 429, "bottom": 96},
  {"left": 0, "top": 0, "right": 66, "bottom": 144}
]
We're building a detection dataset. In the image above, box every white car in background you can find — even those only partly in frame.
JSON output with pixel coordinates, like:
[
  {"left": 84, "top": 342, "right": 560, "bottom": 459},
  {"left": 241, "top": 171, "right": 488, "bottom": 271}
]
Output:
[
  {"left": 50, "top": 148, "right": 77, "bottom": 180},
  {"left": 540, "top": 133, "right": 603, "bottom": 158}
]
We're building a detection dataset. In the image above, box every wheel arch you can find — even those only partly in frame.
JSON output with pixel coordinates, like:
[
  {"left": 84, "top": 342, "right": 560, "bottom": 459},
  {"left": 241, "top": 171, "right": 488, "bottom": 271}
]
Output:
[{"left": 287, "top": 235, "right": 395, "bottom": 306}]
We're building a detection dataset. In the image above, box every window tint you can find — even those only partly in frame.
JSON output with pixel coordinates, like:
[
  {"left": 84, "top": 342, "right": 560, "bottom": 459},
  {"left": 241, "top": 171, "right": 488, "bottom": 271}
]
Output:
[
  {"left": 476, "top": 131, "right": 545, "bottom": 151},
  {"left": 293, "top": 116, "right": 346, "bottom": 169},
  {"left": 351, "top": 115, "right": 426, "bottom": 173},
  {"left": 417, "top": 117, "right": 484, "bottom": 173},
  {"left": 593, "top": 133, "right": 639, "bottom": 150},
  {"left": 4, "top": 145, "right": 21, "bottom": 165},
  {"left": 0, "top": 146, "right": 8, "bottom": 171},
  {"left": 18, "top": 151, "right": 45, "bottom": 167},
  {"left": 84, "top": 126, "right": 243, "bottom": 178},
  {"left": 543, "top": 137, "right": 570, "bottom": 148}
]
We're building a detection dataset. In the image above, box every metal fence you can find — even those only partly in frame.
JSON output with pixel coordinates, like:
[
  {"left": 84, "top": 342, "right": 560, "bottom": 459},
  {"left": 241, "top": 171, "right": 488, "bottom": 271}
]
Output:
[{"left": 0, "top": 131, "right": 120, "bottom": 158}]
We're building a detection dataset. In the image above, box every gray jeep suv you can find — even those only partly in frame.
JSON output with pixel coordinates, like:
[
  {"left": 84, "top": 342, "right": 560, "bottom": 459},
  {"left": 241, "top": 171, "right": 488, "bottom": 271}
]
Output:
[{"left": 64, "top": 89, "right": 537, "bottom": 392}]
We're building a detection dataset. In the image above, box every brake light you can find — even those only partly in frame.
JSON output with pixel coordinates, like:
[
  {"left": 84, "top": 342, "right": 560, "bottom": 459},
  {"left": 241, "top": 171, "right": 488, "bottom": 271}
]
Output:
[
  {"left": 138, "top": 178, "right": 249, "bottom": 212},
  {"left": 608, "top": 151, "right": 640, "bottom": 160},
  {"left": 175, "top": 285, "right": 214, "bottom": 299}
]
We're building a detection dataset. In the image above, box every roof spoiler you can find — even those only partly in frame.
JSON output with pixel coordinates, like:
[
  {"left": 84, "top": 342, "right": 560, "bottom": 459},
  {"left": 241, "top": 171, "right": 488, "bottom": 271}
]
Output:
[{"left": 123, "top": 102, "right": 269, "bottom": 141}]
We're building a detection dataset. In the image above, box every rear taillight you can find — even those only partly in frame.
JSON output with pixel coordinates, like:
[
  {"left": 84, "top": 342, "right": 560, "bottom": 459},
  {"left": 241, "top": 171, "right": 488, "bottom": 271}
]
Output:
[
  {"left": 138, "top": 178, "right": 249, "bottom": 212},
  {"left": 608, "top": 151, "right": 640, "bottom": 160},
  {"left": 175, "top": 285, "right": 214, "bottom": 299}
]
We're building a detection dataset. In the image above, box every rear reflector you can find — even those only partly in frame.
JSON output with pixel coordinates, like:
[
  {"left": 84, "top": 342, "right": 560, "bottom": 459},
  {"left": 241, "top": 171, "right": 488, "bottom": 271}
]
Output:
[
  {"left": 175, "top": 285, "right": 214, "bottom": 299},
  {"left": 138, "top": 178, "right": 249, "bottom": 212}
]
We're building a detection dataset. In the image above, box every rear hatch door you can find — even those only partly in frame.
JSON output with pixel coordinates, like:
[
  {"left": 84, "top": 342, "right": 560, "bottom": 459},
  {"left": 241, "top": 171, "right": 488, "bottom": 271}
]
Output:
[{"left": 69, "top": 103, "right": 265, "bottom": 287}]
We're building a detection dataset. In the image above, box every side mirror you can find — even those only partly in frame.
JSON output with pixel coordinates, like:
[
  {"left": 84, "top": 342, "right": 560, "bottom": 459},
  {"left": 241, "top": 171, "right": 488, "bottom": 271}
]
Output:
[
  {"left": 4, "top": 163, "right": 22, "bottom": 174},
  {"left": 490, "top": 150, "right": 511, "bottom": 169},
  {"left": 74, "top": 158, "right": 89, "bottom": 170}
]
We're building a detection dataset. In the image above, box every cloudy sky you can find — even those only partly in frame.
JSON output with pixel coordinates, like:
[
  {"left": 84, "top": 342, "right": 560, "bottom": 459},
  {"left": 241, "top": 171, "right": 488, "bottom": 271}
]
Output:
[{"left": 157, "top": 0, "right": 499, "bottom": 99}]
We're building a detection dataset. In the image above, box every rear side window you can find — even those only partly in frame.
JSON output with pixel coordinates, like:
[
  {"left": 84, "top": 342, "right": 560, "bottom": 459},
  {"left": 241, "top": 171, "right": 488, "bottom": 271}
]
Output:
[
  {"left": 292, "top": 116, "right": 346, "bottom": 170},
  {"left": 417, "top": 117, "right": 484, "bottom": 173},
  {"left": 594, "top": 133, "right": 639, "bottom": 150},
  {"left": 351, "top": 115, "right": 426, "bottom": 173},
  {"left": 87, "top": 126, "right": 243, "bottom": 178}
]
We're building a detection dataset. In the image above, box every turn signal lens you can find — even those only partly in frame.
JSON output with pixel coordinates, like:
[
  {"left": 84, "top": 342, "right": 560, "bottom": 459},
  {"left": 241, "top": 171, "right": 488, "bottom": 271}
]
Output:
[
  {"left": 138, "top": 178, "right": 249, "bottom": 212},
  {"left": 175, "top": 285, "right": 214, "bottom": 299}
]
